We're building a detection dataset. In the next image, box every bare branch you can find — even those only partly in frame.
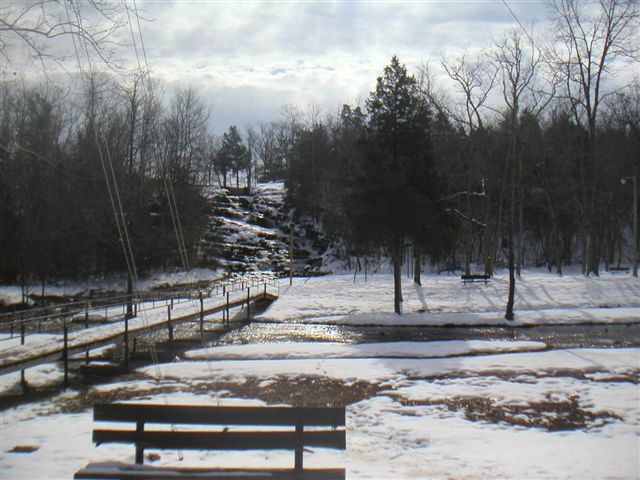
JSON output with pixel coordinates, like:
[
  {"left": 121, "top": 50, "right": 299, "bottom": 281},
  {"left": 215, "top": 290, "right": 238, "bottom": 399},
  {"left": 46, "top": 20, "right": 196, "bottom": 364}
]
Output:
[{"left": 0, "top": 0, "right": 131, "bottom": 74}]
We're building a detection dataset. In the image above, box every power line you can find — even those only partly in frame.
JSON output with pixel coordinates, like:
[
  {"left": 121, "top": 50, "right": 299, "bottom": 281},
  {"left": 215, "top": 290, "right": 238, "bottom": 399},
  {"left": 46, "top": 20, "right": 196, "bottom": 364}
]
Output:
[{"left": 501, "top": 0, "right": 541, "bottom": 53}]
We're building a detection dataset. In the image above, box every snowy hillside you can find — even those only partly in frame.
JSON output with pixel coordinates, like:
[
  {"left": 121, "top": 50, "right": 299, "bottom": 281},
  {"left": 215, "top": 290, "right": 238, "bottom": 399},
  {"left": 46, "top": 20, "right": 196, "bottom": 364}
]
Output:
[{"left": 201, "top": 181, "right": 332, "bottom": 275}]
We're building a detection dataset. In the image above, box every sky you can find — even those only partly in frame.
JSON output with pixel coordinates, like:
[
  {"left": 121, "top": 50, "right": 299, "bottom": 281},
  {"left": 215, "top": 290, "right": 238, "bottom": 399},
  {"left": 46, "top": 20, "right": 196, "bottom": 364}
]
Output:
[
  {"left": 136, "top": 0, "right": 550, "bottom": 132},
  {"left": 0, "top": 1, "right": 571, "bottom": 133}
]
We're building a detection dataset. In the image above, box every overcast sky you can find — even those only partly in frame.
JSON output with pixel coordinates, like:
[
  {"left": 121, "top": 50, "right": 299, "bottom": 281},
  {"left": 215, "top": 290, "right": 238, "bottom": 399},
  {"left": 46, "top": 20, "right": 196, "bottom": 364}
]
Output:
[
  {"left": 138, "top": 0, "right": 551, "bottom": 133},
  {"left": 5, "top": 1, "right": 557, "bottom": 133}
]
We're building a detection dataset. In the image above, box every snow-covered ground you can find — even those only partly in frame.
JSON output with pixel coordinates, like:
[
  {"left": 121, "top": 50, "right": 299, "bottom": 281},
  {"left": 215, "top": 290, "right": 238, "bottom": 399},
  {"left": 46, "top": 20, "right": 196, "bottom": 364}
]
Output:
[
  {"left": 1, "top": 345, "right": 638, "bottom": 479},
  {"left": 0, "top": 268, "right": 223, "bottom": 306},
  {"left": 0, "top": 285, "right": 273, "bottom": 378},
  {"left": 1, "top": 270, "right": 639, "bottom": 479},
  {"left": 258, "top": 271, "right": 640, "bottom": 326},
  {"left": 184, "top": 340, "right": 548, "bottom": 360}
]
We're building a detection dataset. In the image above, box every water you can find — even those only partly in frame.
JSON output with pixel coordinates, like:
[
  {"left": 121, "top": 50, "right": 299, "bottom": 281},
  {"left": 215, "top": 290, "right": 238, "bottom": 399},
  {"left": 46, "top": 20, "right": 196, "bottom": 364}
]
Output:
[{"left": 210, "top": 321, "right": 640, "bottom": 349}]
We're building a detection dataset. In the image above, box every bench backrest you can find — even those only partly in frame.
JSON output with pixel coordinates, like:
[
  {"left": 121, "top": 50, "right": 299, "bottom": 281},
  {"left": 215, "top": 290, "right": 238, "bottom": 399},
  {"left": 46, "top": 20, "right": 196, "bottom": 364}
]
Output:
[
  {"left": 93, "top": 403, "right": 346, "bottom": 469},
  {"left": 461, "top": 274, "right": 490, "bottom": 279}
]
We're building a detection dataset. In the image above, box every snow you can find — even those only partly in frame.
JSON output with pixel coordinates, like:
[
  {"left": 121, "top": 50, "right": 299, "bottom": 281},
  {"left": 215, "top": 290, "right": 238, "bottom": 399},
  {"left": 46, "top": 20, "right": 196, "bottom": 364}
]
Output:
[
  {"left": 0, "top": 268, "right": 224, "bottom": 306},
  {"left": 0, "top": 334, "right": 61, "bottom": 349},
  {"left": 184, "top": 340, "right": 547, "bottom": 360},
  {"left": 257, "top": 271, "right": 640, "bottom": 326},
  {"left": 1, "top": 268, "right": 639, "bottom": 479},
  {"left": 0, "top": 363, "right": 65, "bottom": 395},
  {"left": 1, "top": 347, "right": 638, "bottom": 479},
  {"left": 0, "top": 286, "right": 274, "bottom": 371},
  {"left": 146, "top": 348, "right": 640, "bottom": 383}
]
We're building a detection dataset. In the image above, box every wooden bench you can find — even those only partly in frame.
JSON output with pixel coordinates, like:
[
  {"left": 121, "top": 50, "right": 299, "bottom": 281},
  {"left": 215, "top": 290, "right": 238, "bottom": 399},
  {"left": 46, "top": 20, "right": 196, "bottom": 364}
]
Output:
[
  {"left": 74, "top": 403, "right": 346, "bottom": 480},
  {"left": 609, "top": 266, "right": 630, "bottom": 274},
  {"left": 461, "top": 274, "right": 491, "bottom": 285}
]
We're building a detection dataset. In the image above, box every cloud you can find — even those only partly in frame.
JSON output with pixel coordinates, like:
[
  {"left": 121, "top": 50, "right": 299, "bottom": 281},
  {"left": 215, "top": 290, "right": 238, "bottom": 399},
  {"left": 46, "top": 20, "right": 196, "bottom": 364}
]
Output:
[{"left": 5, "top": 0, "right": 559, "bottom": 133}]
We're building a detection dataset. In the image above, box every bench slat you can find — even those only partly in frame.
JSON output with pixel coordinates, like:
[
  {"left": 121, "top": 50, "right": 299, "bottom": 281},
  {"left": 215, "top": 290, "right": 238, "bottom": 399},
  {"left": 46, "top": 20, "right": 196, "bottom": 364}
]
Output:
[
  {"left": 95, "top": 404, "right": 345, "bottom": 427},
  {"left": 93, "top": 429, "right": 346, "bottom": 451},
  {"left": 75, "top": 463, "right": 346, "bottom": 479}
]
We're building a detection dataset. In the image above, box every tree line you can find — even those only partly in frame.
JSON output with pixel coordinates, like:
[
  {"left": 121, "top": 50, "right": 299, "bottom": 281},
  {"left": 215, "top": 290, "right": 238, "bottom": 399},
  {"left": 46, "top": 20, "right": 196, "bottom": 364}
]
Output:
[
  {"left": 0, "top": 1, "right": 638, "bottom": 312},
  {"left": 0, "top": 76, "right": 211, "bottom": 284},
  {"left": 265, "top": 2, "right": 639, "bottom": 289}
]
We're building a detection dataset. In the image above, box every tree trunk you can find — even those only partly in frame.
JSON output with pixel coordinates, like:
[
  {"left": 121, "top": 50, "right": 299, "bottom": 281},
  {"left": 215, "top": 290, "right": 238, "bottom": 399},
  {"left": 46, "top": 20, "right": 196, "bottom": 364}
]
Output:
[
  {"left": 516, "top": 189, "right": 524, "bottom": 277},
  {"left": 505, "top": 242, "right": 515, "bottom": 321},
  {"left": 483, "top": 190, "right": 495, "bottom": 276},
  {"left": 589, "top": 231, "right": 601, "bottom": 276},
  {"left": 413, "top": 243, "right": 421, "bottom": 285},
  {"left": 555, "top": 231, "right": 563, "bottom": 276},
  {"left": 505, "top": 132, "right": 517, "bottom": 321},
  {"left": 464, "top": 176, "right": 472, "bottom": 276},
  {"left": 393, "top": 242, "right": 403, "bottom": 315}
]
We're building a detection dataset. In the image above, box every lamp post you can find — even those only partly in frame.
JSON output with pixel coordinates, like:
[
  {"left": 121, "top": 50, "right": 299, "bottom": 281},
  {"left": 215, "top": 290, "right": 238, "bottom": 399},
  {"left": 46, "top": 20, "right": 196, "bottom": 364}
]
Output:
[{"left": 621, "top": 166, "right": 638, "bottom": 277}]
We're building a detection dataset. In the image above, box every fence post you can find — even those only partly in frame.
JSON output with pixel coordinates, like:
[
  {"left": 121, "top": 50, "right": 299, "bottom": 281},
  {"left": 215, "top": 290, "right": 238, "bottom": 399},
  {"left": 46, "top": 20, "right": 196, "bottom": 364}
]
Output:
[
  {"left": 247, "top": 287, "right": 250, "bottom": 320},
  {"left": 225, "top": 292, "right": 230, "bottom": 328},
  {"left": 167, "top": 305, "right": 173, "bottom": 340},
  {"left": 63, "top": 322, "right": 69, "bottom": 388},
  {"left": 84, "top": 303, "right": 90, "bottom": 362},
  {"left": 20, "top": 320, "right": 26, "bottom": 389},
  {"left": 199, "top": 291, "right": 204, "bottom": 336},
  {"left": 124, "top": 315, "right": 129, "bottom": 371}
]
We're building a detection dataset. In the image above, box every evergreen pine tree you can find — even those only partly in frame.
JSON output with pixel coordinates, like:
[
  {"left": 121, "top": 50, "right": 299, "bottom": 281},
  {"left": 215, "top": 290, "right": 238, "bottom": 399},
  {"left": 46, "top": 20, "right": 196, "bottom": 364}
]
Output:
[{"left": 347, "top": 56, "right": 456, "bottom": 314}]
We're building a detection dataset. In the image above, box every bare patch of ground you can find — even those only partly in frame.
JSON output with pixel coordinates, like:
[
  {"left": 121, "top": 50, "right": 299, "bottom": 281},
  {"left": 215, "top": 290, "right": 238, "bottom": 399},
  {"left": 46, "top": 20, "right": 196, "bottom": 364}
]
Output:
[
  {"left": 53, "top": 375, "right": 386, "bottom": 413},
  {"left": 391, "top": 393, "right": 622, "bottom": 431},
  {"left": 209, "top": 376, "right": 386, "bottom": 407}
]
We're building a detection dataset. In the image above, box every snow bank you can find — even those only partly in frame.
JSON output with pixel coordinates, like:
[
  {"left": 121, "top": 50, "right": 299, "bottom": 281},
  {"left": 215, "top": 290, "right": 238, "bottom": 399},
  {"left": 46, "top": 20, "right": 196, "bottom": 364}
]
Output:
[
  {"left": 184, "top": 340, "right": 547, "bottom": 360},
  {"left": 0, "top": 268, "right": 223, "bottom": 306},
  {"left": 147, "top": 348, "right": 639, "bottom": 384}
]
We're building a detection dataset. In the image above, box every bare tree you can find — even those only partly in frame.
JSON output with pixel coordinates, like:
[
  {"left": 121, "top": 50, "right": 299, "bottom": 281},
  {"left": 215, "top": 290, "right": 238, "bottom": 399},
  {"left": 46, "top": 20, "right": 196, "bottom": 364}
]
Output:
[
  {"left": 418, "top": 61, "right": 455, "bottom": 120},
  {"left": 549, "top": 0, "right": 639, "bottom": 275},
  {"left": 162, "top": 87, "right": 210, "bottom": 183},
  {"left": 0, "top": 0, "right": 133, "bottom": 74},
  {"left": 442, "top": 51, "right": 497, "bottom": 276},
  {"left": 442, "top": 51, "right": 498, "bottom": 132},
  {"left": 247, "top": 122, "right": 283, "bottom": 181}
]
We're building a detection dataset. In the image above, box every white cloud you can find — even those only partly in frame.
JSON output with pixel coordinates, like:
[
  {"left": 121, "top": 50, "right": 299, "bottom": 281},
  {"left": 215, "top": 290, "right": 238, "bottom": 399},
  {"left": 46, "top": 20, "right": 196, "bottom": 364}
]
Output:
[
  {"left": 5, "top": 0, "right": 616, "bottom": 134},
  {"left": 129, "top": 0, "right": 554, "bottom": 132}
]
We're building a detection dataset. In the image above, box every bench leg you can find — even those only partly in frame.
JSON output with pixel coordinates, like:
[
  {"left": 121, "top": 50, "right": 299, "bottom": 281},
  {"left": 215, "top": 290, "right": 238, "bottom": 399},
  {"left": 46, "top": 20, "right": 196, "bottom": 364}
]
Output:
[
  {"left": 136, "top": 421, "right": 144, "bottom": 464},
  {"left": 295, "top": 424, "right": 303, "bottom": 471}
]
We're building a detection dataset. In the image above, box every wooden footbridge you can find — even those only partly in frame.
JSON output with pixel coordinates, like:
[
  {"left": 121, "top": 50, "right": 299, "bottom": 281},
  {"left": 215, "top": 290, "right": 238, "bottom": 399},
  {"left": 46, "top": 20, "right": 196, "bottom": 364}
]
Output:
[{"left": 0, "top": 276, "right": 278, "bottom": 384}]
